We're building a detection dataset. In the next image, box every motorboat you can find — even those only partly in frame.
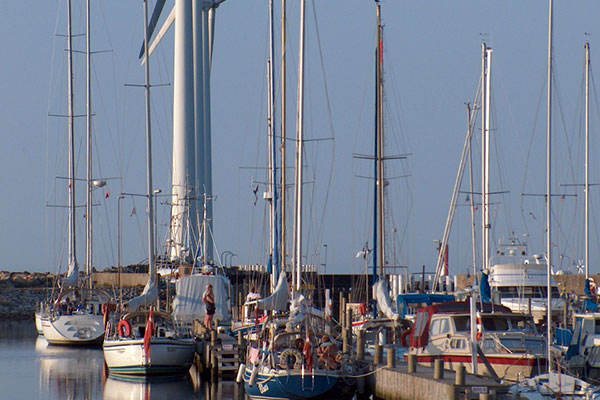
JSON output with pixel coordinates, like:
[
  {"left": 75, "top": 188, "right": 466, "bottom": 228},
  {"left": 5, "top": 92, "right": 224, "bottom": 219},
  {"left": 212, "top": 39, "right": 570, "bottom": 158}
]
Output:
[{"left": 408, "top": 301, "right": 546, "bottom": 382}]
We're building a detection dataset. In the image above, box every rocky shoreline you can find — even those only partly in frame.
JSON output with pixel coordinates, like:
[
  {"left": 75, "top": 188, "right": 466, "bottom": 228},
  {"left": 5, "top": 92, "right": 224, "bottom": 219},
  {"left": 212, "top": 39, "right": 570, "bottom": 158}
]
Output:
[{"left": 0, "top": 271, "right": 55, "bottom": 320}]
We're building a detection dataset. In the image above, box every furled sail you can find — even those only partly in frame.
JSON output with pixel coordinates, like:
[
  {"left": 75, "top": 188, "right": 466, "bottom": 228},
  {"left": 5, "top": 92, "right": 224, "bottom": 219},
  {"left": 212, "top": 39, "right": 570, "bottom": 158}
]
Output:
[
  {"left": 126, "top": 275, "right": 158, "bottom": 311},
  {"left": 252, "top": 272, "right": 289, "bottom": 312},
  {"left": 62, "top": 260, "right": 79, "bottom": 288},
  {"left": 374, "top": 279, "right": 399, "bottom": 320}
]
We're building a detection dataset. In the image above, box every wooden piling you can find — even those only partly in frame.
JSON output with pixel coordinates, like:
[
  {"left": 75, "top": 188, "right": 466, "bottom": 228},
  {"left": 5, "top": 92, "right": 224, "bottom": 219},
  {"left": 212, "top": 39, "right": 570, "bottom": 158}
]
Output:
[
  {"left": 343, "top": 328, "right": 352, "bottom": 353},
  {"left": 434, "top": 358, "right": 444, "bottom": 379},
  {"left": 374, "top": 344, "right": 383, "bottom": 365},
  {"left": 357, "top": 330, "right": 365, "bottom": 361},
  {"left": 407, "top": 353, "right": 417, "bottom": 373},
  {"left": 387, "top": 347, "right": 396, "bottom": 368},
  {"left": 455, "top": 365, "right": 465, "bottom": 385}
]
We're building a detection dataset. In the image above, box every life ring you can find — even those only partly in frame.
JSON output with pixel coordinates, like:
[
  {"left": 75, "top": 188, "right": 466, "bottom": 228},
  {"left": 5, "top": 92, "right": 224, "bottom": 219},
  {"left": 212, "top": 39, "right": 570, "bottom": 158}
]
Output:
[
  {"left": 102, "top": 303, "right": 116, "bottom": 315},
  {"left": 279, "top": 348, "right": 304, "bottom": 370},
  {"left": 400, "top": 328, "right": 412, "bottom": 347},
  {"left": 118, "top": 320, "right": 132, "bottom": 338}
]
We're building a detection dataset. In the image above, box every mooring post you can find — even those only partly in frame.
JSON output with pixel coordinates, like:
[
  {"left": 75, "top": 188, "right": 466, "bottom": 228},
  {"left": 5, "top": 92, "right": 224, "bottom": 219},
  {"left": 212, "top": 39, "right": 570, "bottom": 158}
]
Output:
[
  {"left": 343, "top": 328, "right": 351, "bottom": 353},
  {"left": 479, "top": 393, "right": 489, "bottom": 400},
  {"left": 211, "top": 349, "right": 218, "bottom": 381},
  {"left": 407, "top": 353, "right": 417, "bottom": 373},
  {"left": 345, "top": 303, "right": 352, "bottom": 330},
  {"left": 387, "top": 347, "right": 396, "bottom": 368},
  {"left": 455, "top": 365, "right": 465, "bottom": 385},
  {"left": 357, "top": 330, "right": 365, "bottom": 361},
  {"left": 374, "top": 344, "right": 383, "bottom": 365},
  {"left": 339, "top": 292, "right": 345, "bottom": 326},
  {"left": 434, "top": 358, "right": 444, "bottom": 379},
  {"left": 211, "top": 329, "right": 217, "bottom": 346}
]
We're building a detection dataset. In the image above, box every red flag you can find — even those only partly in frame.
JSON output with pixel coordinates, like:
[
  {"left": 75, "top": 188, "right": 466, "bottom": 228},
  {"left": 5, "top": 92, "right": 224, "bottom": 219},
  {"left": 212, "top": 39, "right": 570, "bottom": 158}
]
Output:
[
  {"left": 144, "top": 307, "right": 154, "bottom": 362},
  {"left": 105, "top": 189, "right": 111, "bottom": 199}
]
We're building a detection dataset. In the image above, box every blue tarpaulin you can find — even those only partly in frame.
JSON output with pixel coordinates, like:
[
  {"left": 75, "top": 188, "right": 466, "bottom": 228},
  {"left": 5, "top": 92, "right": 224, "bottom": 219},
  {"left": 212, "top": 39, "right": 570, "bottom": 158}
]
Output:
[{"left": 480, "top": 271, "right": 491, "bottom": 304}]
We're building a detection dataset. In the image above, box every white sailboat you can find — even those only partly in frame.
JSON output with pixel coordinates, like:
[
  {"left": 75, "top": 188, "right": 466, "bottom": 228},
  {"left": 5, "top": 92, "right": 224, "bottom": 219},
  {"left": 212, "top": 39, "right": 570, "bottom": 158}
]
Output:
[
  {"left": 40, "top": 0, "right": 114, "bottom": 346},
  {"left": 102, "top": 0, "right": 195, "bottom": 376}
]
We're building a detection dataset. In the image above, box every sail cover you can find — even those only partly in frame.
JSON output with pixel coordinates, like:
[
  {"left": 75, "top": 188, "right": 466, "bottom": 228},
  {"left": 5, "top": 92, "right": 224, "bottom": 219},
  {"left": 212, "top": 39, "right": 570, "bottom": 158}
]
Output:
[
  {"left": 374, "top": 279, "right": 399, "bottom": 320},
  {"left": 252, "top": 272, "right": 289, "bottom": 312},
  {"left": 172, "top": 274, "right": 231, "bottom": 323},
  {"left": 126, "top": 275, "right": 159, "bottom": 311},
  {"left": 62, "top": 259, "right": 79, "bottom": 288}
]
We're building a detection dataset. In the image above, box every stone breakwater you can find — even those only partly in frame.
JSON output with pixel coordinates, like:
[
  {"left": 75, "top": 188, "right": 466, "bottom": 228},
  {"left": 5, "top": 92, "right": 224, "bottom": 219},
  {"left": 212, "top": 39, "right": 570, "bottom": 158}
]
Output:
[{"left": 0, "top": 271, "right": 55, "bottom": 320}]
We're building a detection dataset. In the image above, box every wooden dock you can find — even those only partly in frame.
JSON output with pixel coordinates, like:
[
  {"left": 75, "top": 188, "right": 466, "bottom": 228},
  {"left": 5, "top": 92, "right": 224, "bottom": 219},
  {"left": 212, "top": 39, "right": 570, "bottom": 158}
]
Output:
[{"left": 366, "top": 360, "right": 509, "bottom": 400}]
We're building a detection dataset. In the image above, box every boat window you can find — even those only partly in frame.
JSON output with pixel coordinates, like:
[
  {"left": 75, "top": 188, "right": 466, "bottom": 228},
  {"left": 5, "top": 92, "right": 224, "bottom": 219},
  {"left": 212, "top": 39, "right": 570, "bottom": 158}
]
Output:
[
  {"left": 482, "top": 339, "right": 496, "bottom": 353},
  {"left": 453, "top": 316, "right": 470, "bottom": 332},
  {"left": 508, "top": 317, "right": 536, "bottom": 333},
  {"left": 525, "top": 339, "right": 545, "bottom": 353},
  {"left": 499, "top": 338, "right": 523, "bottom": 352},
  {"left": 482, "top": 317, "right": 509, "bottom": 331},
  {"left": 450, "top": 339, "right": 466, "bottom": 349},
  {"left": 439, "top": 318, "right": 450, "bottom": 335},
  {"left": 414, "top": 311, "right": 429, "bottom": 336},
  {"left": 594, "top": 320, "right": 600, "bottom": 334},
  {"left": 430, "top": 319, "right": 441, "bottom": 336}
]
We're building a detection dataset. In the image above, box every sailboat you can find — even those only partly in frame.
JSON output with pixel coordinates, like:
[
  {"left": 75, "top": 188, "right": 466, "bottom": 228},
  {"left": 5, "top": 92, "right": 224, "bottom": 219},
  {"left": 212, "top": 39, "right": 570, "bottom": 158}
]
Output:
[
  {"left": 242, "top": 1, "right": 356, "bottom": 399},
  {"left": 102, "top": 0, "right": 195, "bottom": 376},
  {"left": 512, "top": 2, "right": 600, "bottom": 397},
  {"left": 39, "top": 0, "right": 114, "bottom": 346}
]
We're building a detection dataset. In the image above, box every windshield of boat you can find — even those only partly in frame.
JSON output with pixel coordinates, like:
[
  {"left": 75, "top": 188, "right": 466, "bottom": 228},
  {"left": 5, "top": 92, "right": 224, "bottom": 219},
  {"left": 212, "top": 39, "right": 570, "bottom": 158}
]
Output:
[
  {"left": 452, "top": 315, "right": 536, "bottom": 333},
  {"left": 496, "top": 286, "right": 559, "bottom": 299}
]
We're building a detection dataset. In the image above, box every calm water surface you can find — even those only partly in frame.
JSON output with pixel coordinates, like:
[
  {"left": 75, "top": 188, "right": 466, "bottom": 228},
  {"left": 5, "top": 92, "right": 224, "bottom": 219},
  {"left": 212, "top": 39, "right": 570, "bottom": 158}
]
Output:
[{"left": 0, "top": 321, "right": 241, "bottom": 400}]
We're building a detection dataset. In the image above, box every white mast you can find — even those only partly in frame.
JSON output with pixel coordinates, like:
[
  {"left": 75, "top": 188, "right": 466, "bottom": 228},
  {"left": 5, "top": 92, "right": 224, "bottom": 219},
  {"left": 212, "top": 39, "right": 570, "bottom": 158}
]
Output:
[
  {"left": 280, "top": 0, "right": 287, "bottom": 274},
  {"left": 64, "top": 0, "right": 79, "bottom": 287},
  {"left": 585, "top": 42, "right": 590, "bottom": 281},
  {"left": 481, "top": 43, "right": 492, "bottom": 275},
  {"left": 170, "top": 0, "right": 194, "bottom": 262},
  {"left": 267, "top": 0, "right": 277, "bottom": 291},
  {"left": 85, "top": 0, "right": 93, "bottom": 291},
  {"left": 202, "top": 5, "right": 213, "bottom": 262},
  {"left": 376, "top": 4, "right": 385, "bottom": 279},
  {"left": 293, "top": 0, "right": 306, "bottom": 295},
  {"left": 546, "top": 0, "right": 553, "bottom": 372}
]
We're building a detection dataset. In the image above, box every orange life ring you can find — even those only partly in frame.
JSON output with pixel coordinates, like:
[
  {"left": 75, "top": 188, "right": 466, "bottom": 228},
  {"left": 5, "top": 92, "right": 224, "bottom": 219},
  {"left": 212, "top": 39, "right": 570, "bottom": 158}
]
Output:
[
  {"left": 400, "top": 328, "right": 412, "bottom": 347},
  {"left": 118, "top": 320, "right": 132, "bottom": 338}
]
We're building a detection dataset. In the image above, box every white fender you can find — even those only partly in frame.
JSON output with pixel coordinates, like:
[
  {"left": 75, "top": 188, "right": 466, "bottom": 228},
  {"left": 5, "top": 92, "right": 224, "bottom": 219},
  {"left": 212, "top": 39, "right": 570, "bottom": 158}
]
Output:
[
  {"left": 249, "top": 365, "right": 259, "bottom": 386},
  {"left": 236, "top": 363, "right": 246, "bottom": 383}
]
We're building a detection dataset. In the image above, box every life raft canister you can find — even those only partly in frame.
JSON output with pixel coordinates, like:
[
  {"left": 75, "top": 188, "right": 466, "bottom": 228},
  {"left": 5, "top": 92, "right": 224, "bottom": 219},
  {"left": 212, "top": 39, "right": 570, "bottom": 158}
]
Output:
[{"left": 118, "top": 320, "right": 132, "bottom": 338}]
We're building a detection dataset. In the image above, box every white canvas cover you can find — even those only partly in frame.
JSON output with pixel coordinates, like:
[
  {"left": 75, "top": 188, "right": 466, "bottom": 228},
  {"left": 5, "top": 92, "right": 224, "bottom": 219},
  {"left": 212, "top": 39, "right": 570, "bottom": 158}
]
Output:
[
  {"left": 172, "top": 274, "right": 231, "bottom": 323},
  {"left": 251, "top": 272, "right": 289, "bottom": 312},
  {"left": 374, "top": 279, "right": 399, "bottom": 320},
  {"left": 126, "top": 275, "right": 159, "bottom": 311}
]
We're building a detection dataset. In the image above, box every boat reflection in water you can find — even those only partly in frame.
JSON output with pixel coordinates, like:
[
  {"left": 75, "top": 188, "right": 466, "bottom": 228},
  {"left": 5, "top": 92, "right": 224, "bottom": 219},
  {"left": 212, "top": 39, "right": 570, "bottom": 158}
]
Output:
[
  {"left": 103, "top": 375, "right": 195, "bottom": 400},
  {"left": 36, "top": 336, "right": 105, "bottom": 399}
]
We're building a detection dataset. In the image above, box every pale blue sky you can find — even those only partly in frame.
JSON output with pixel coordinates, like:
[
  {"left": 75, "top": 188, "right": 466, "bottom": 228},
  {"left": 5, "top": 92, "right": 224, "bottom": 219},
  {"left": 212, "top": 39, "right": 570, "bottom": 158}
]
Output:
[{"left": 1, "top": 1, "right": 600, "bottom": 277}]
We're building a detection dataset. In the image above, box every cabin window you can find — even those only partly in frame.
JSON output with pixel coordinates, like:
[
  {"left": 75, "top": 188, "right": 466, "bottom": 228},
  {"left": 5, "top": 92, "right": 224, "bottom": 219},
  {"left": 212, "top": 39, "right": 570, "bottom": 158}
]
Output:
[
  {"left": 525, "top": 339, "right": 544, "bottom": 353},
  {"left": 450, "top": 339, "right": 466, "bottom": 349},
  {"left": 483, "top": 339, "right": 496, "bottom": 353},
  {"left": 482, "top": 317, "right": 509, "bottom": 331},
  {"left": 453, "top": 316, "right": 470, "bottom": 332},
  {"left": 439, "top": 318, "right": 450, "bottom": 335},
  {"left": 414, "top": 311, "right": 429, "bottom": 336},
  {"left": 430, "top": 319, "right": 441, "bottom": 336},
  {"left": 594, "top": 320, "right": 600, "bottom": 335}
]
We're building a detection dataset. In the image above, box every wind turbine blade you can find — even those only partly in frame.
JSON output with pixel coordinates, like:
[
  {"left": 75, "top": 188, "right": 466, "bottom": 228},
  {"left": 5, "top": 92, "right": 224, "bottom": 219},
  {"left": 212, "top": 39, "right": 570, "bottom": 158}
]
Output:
[
  {"left": 139, "top": 0, "right": 167, "bottom": 59},
  {"left": 141, "top": 5, "right": 176, "bottom": 66}
]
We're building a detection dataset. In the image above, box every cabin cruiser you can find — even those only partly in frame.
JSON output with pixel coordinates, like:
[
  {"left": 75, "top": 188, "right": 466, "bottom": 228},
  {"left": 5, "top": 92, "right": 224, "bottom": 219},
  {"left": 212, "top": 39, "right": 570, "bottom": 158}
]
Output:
[
  {"left": 488, "top": 237, "right": 564, "bottom": 324},
  {"left": 408, "top": 302, "right": 546, "bottom": 382}
]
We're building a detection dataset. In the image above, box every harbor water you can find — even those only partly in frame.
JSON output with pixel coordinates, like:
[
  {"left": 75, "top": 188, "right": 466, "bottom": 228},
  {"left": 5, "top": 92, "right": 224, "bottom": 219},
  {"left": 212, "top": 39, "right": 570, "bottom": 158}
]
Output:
[{"left": 0, "top": 321, "right": 242, "bottom": 400}]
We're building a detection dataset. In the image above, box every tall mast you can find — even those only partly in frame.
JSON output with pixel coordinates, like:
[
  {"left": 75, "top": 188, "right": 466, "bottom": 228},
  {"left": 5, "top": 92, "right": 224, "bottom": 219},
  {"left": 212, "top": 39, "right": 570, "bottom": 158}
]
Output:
[
  {"left": 143, "top": 0, "right": 156, "bottom": 283},
  {"left": 85, "top": 0, "right": 93, "bottom": 291},
  {"left": 546, "top": 0, "right": 553, "bottom": 372},
  {"left": 585, "top": 42, "right": 590, "bottom": 281},
  {"left": 293, "top": 0, "right": 306, "bottom": 295},
  {"left": 467, "top": 103, "right": 477, "bottom": 279},
  {"left": 267, "top": 0, "right": 278, "bottom": 291},
  {"left": 67, "top": 0, "right": 78, "bottom": 282},
  {"left": 376, "top": 4, "right": 385, "bottom": 279},
  {"left": 481, "top": 43, "right": 492, "bottom": 276},
  {"left": 280, "top": 0, "right": 287, "bottom": 274}
]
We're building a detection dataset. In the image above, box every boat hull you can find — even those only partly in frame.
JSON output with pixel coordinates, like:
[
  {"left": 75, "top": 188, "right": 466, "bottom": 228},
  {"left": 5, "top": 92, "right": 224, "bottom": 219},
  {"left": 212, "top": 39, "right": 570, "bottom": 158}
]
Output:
[
  {"left": 103, "top": 338, "right": 196, "bottom": 376},
  {"left": 35, "top": 311, "right": 48, "bottom": 335},
  {"left": 42, "top": 314, "right": 105, "bottom": 345},
  {"left": 243, "top": 367, "right": 355, "bottom": 400}
]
